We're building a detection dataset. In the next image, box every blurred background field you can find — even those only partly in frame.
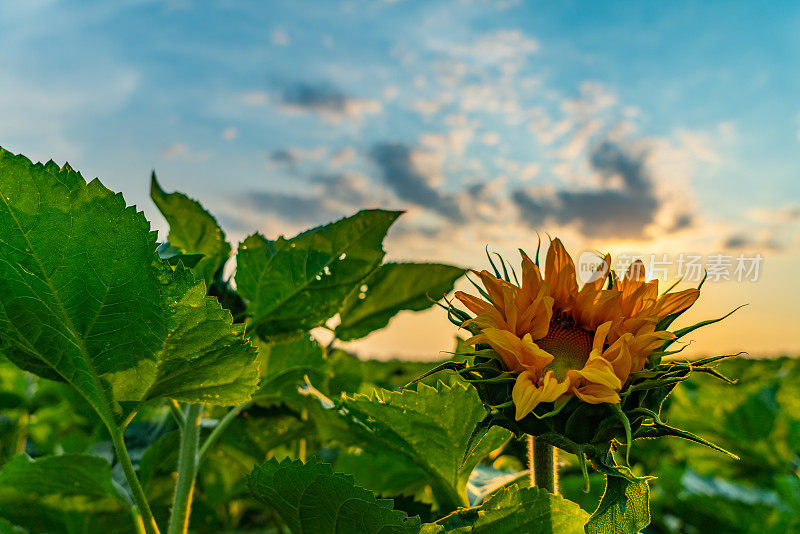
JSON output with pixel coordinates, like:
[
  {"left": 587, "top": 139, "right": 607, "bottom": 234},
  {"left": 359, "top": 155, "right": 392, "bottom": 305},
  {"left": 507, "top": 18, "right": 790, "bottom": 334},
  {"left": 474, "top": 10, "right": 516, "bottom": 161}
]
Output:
[{"left": 2, "top": 349, "right": 798, "bottom": 533}]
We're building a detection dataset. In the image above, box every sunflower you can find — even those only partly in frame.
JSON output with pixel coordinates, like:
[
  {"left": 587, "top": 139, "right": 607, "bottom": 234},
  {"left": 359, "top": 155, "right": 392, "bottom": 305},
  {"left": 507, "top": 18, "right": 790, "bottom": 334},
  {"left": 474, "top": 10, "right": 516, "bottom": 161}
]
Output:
[{"left": 455, "top": 239, "right": 700, "bottom": 421}]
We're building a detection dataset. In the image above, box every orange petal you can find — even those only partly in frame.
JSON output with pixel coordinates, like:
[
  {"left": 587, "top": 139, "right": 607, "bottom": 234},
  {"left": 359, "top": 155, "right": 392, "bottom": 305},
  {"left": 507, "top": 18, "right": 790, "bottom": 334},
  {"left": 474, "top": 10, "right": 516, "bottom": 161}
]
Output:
[
  {"left": 455, "top": 291, "right": 492, "bottom": 316},
  {"left": 592, "top": 321, "right": 613, "bottom": 353},
  {"left": 651, "top": 288, "right": 700, "bottom": 319},
  {"left": 477, "top": 270, "right": 508, "bottom": 310},
  {"left": 545, "top": 238, "right": 578, "bottom": 310}
]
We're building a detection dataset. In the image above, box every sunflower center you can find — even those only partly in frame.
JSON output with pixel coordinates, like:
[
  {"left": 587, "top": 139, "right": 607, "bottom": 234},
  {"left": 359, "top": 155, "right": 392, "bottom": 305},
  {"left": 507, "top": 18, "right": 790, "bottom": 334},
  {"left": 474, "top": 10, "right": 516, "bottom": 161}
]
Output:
[{"left": 537, "top": 316, "right": 594, "bottom": 380}]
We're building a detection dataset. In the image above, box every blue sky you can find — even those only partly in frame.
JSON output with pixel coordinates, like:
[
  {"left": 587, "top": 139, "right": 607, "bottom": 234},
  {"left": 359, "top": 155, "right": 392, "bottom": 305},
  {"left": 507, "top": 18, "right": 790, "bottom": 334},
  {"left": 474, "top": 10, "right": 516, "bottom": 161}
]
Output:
[{"left": 1, "top": 0, "right": 798, "bottom": 356}]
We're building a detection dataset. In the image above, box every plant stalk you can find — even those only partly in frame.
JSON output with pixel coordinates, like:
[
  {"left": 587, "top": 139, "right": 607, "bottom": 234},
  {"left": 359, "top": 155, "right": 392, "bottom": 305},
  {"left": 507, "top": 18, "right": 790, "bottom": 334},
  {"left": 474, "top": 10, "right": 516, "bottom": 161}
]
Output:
[
  {"left": 528, "top": 435, "right": 558, "bottom": 494},
  {"left": 168, "top": 404, "right": 203, "bottom": 534},
  {"left": 111, "top": 429, "right": 161, "bottom": 534},
  {"left": 198, "top": 401, "right": 251, "bottom": 465}
]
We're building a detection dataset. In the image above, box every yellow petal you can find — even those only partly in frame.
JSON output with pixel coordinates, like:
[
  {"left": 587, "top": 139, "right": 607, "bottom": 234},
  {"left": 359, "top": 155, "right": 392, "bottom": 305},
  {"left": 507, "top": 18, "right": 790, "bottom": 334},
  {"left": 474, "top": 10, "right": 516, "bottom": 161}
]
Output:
[
  {"left": 512, "top": 370, "right": 570, "bottom": 420},
  {"left": 480, "top": 327, "right": 553, "bottom": 372},
  {"left": 592, "top": 321, "right": 613, "bottom": 353},
  {"left": 567, "top": 350, "right": 622, "bottom": 390},
  {"left": 573, "top": 383, "right": 621, "bottom": 404}
]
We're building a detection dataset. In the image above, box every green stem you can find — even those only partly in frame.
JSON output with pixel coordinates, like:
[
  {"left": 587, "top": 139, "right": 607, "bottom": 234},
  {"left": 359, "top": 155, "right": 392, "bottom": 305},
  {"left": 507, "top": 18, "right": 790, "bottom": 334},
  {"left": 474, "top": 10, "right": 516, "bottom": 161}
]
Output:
[
  {"left": 111, "top": 429, "right": 161, "bottom": 534},
  {"left": 14, "top": 409, "right": 28, "bottom": 455},
  {"left": 168, "top": 404, "right": 203, "bottom": 534},
  {"left": 198, "top": 401, "right": 251, "bottom": 465},
  {"left": 528, "top": 435, "right": 558, "bottom": 494},
  {"left": 169, "top": 399, "right": 186, "bottom": 429}
]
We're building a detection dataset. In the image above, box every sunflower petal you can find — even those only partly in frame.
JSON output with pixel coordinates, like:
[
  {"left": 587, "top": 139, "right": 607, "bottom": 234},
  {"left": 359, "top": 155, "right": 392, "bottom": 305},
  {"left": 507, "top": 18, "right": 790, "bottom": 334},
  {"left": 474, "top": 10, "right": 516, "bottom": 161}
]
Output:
[
  {"left": 512, "top": 370, "right": 570, "bottom": 420},
  {"left": 545, "top": 238, "right": 578, "bottom": 309},
  {"left": 573, "top": 383, "right": 621, "bottom": 404}
]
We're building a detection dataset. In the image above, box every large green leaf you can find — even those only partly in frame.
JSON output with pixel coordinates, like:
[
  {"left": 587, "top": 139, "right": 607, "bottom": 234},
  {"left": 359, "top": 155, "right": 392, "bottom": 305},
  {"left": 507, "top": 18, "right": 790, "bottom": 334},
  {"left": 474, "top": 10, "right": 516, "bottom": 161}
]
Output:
[
  {"left": 335, "top": 262, "right": 464, "bottom": 341},
  {"left": 434, "top": 484, "right": 589, "bottom": 533},
  {"left": 337, "top": 382, "right": 511, "bottom": 510},
  {"left": 248, "top": 457, "right": 421, "bottom": 533},
  {"left": 150, "top": 173, "right": 231, "bottom": 284},
  {"left": 0, "top": 454, "right": 127, "bottom": 533},
  {"left": 235, "top": 209, "right": 401, "bottom": 337},
  {"left": 0, "top": 149, "right": 259, "bottom": 429},
  {"left": 584, "top": 473, "right": 650, "bottom": 534},
  {"left": 256, "top": 335, "right": 330, "bottom": 398}
]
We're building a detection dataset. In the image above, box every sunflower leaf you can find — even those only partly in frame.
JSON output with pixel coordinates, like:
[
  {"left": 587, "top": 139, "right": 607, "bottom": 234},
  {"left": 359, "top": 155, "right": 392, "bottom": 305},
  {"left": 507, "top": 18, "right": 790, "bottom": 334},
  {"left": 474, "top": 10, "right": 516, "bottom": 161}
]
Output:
[
  {"left": 254, "top": 335, "right": 329, "bottom": 399},
  {"left": 247, "top": 457, "right": 422, "bottom": 534},
  {"left": 434, "top": 484, "right": 589, "bottom": 533},
  {"left": 335, "top": 262, "right": 464, "bottom": 341},
  {"left": 0, "top": 454, "right": 126, "bottom": 532},
  {"left": 584, "top": 471, "right": 651, "bottom": 534},
  {"left": 150, "top": 172, "right": 231, "bottom": 285},
  {"left": 335, "top": 382, "right": 511, "bottom": 510},
  {"left": 236, "top": 209, "right": 401, "bottom": 338},
  {"left": 0, "top": 149, "right": 260, "bottom": 431}
]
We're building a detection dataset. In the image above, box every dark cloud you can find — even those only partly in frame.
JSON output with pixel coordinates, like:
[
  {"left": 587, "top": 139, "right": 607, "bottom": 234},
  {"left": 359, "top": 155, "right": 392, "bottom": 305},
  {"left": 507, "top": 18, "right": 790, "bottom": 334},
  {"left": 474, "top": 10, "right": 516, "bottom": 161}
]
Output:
[
  {"left": 723, "top": 233, "right": 783, "bottom": 251},
  {"left": 723, "top": 234, "right": 753, "bottom": 249},
  {"left": 368, "top": 142, "right": 464, "bottom": 221},
  {"left": 512, "top": 141, "right": 663, "bottom": 239},
  {"left": 269, "top": 148, "right": 297, "bottom": 165},
  {"left": 314, "top": 173, "right": 373, "bottom": 207},
  {"left": 238, "top": 191, "right": 340, "bottom": 225},
  {"left": 234, "top": 172, "right": 376, "bottom": 228},
  {"left": 670, "top": 213, "right": 695, "bottom": 232},
  {"left": 281, "top": 83, "right": 348, "bottom": 113}
]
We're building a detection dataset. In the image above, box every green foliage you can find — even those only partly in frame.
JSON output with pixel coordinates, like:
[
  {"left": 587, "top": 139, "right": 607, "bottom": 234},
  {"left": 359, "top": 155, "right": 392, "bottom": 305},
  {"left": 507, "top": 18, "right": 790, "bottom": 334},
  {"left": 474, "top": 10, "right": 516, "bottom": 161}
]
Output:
[
  {"left": 255, "top": 335, "right": 329, "bottom": 398},
  {"left": 2, "top": 147, "right": 791, "bottom": 534},
  {"left": 0, "top": 454, "right": 127, "bottom": 533},
  {"left": 333, "top": 382, "right": 511, "bottom": 510},
  {"left": 235, "top": 209, "right": 401, "bottom": 337},
  {"left": 248, "top": 457, "right": 421, "bottom": 533},
  {"left": 150, "top": 173, "right": 231, "bottom": 284},
  {"left": 0, "top": 149, "right": 259, "bottom": 432},
  {"left": 584, "top": 472, "right": 650, "bottom": 534},
  {"left": 336, "top": 262, "right": 464, "bottom": 341},
  {"left": 434, "top": 484, "right": 589, "bottom": 533}
]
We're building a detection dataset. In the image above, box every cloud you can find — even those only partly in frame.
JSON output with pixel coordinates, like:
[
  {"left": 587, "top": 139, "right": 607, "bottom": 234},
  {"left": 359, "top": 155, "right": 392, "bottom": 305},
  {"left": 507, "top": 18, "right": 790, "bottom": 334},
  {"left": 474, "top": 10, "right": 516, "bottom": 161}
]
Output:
[
  {"left": 242, "top": 91, "right": 270, "bottom": 105},
  {"left": 512, "top": 141, "right": 662, "bottom": 239},
  {"left": 221, "top": 127, "right": 238, "bottom": 140},
  {"left": 268, "top": 146, "right": 328, "bottom": 166},
  {"left": 722, "top": 233, "right": 784, "bottom": 251},
  {"left": 278, "top": 83, "right": 381, "bottom": 122},
  {"left": 237, "top": 191, "right": 341, "bottom": 225},
  {"left": 447, "top": 29, "right": 538, "bottom": 64},
  {"left": 162, "top": 142, "right": 188, "bottom": 158},
  {"left": 270, "top": 28, "right": 290, "bottom": 46},
  {"left": 368, "top": 142, "right": 464, "bottom": 221},
  {"left": 232, "top": 171, "right": 381, "bottom": 229}
]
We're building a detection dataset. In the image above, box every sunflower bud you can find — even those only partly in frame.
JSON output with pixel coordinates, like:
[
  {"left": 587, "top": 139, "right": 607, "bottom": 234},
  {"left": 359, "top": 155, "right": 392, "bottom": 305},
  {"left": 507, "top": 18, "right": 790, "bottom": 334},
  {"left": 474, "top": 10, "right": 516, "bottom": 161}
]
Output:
[{"left": 431, "top": 238, "right": 740, "bottom": 467}]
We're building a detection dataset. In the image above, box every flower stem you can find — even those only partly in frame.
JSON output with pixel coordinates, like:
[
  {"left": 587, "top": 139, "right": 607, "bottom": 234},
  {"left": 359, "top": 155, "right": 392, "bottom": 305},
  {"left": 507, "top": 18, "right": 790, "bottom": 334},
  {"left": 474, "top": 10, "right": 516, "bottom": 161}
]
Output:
[
  {"left": 198, "top": 401, "right": 251, "bottom": 465},
  {"left": 168, "top": 404, "right": 202, "bottom": 534},
  {"left": 110, "top": 429, "right": 161, "bottom": 534},
  {"left": 528, "top": 435, "right": 558, "bottom": 494}
]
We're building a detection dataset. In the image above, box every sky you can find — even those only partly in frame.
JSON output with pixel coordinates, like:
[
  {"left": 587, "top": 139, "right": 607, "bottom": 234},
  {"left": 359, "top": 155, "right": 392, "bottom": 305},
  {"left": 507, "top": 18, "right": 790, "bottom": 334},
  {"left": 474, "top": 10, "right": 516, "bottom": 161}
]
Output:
[{"left": 1, "top": 0, "right": 798, "bottom": 358}]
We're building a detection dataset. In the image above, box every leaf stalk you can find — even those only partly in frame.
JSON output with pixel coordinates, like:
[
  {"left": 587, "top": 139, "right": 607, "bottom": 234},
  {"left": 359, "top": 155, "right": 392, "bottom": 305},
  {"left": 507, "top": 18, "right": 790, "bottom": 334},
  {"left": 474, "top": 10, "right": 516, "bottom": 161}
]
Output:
[
  {"left": 111, "top": 429, "right": 161, "bottom": 534},
  {"left": 168, "top": 404, "right": 203, "bottom": 534}
]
